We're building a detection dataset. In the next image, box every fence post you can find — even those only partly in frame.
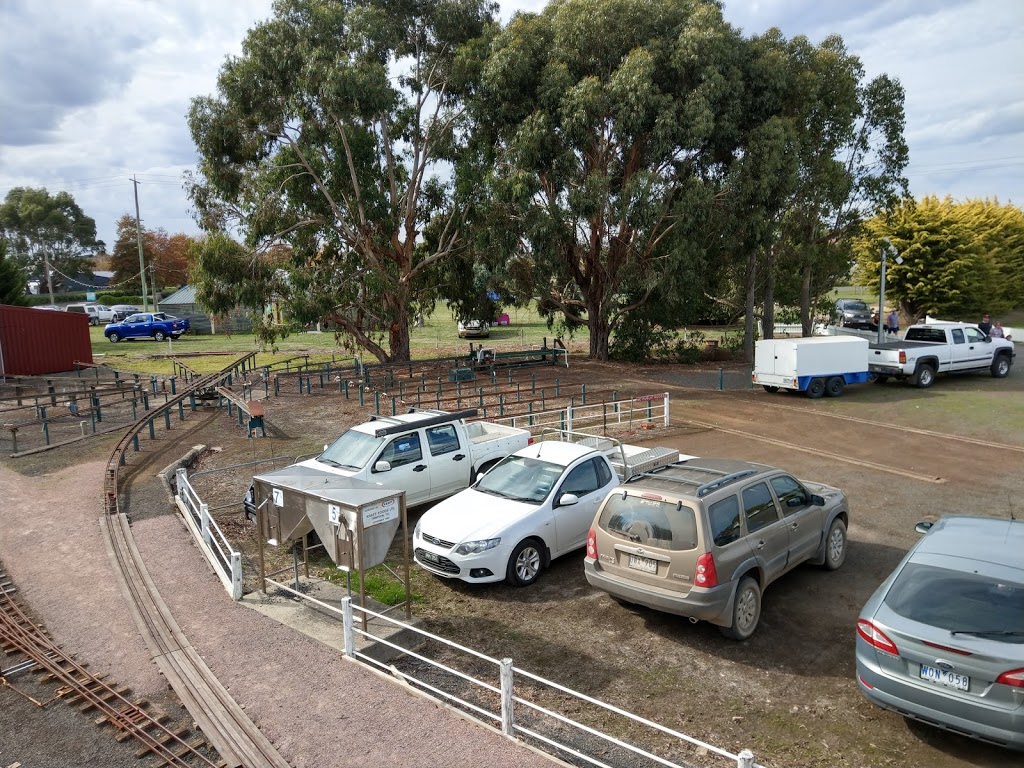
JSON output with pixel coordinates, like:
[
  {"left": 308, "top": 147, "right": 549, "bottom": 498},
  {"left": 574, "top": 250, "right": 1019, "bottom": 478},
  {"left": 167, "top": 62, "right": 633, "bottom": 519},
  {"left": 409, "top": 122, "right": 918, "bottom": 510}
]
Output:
[
  {"left": 200, "top": 502, "right": 212, "bottom": 547},
  {"left": 737, "top": 749, "right": 755, "bottom": 768},
  {"left": 230, "top": 553, "right": 243, "bottom": 601},
  {"left": 176, "top": 468, "right": 187, "bottom": 500},
  {"left": 719, "top": 367, "right": 724, "bottom": 391},
  {"left": 663, "top": 393, "right": 670, "bottom": 427},
  {"left": 342, "top": 596, "right": 355, "bottom": 657},
  {"left": 499, "top": 658, "right": 514, "bottom": 737},
  {"left": 567, "top": 404, "right": 573, "bottom": 433}
]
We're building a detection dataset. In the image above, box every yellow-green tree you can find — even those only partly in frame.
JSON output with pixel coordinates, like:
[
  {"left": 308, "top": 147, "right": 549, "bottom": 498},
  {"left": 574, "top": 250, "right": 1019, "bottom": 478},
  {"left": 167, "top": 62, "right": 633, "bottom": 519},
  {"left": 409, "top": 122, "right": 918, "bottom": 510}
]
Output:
[{"left": 854, "top": 196, "right": 1024, "bottom": 319}]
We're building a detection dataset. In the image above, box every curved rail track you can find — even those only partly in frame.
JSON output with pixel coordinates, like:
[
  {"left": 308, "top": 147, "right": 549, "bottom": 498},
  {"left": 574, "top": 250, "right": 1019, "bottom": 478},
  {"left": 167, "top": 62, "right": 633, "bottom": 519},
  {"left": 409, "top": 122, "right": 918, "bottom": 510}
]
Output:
[
  {"left": 99, "top": 353, "right": 290, "bottom": 768},
  {"left": 0, "top": 576, "right": 219, "bottom": 768}
]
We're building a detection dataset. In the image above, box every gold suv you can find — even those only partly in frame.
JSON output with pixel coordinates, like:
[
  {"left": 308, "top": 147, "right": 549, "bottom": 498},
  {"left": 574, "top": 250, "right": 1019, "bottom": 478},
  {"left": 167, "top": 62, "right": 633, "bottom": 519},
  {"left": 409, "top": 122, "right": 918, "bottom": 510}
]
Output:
[{"left": 584, "top": 458, "right": 849, "bottom": 640}]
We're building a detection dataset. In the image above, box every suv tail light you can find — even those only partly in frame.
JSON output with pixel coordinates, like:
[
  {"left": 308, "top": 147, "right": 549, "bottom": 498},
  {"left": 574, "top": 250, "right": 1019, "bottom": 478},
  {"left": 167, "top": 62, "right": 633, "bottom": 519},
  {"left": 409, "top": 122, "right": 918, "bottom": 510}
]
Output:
[
  {"left": 694, "top": 552, "right": 717, "bottom": 587},
  {"left": 995, "top": 668, "right": 1024, "bottom": 689},
  {"left": 586, "top": 528, "right": 597, "bottom": 559},
  {"left": 856, "top": 619, "right": 899, "bottom": 656}
]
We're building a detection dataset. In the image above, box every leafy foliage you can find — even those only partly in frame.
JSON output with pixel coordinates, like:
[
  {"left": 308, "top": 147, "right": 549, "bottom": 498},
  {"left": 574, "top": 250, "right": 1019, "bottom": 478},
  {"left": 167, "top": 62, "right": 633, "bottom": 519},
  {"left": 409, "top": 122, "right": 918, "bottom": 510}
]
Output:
[
  {"left": 0, "top": 187, "right": 102, "bottom": 302},
  {"left": 110, "top": 214, "right": 195, "bottom": 296},
  {"left": 854, "top": 197, "right": 1024, "bottom": 319},
  {"left": 0, "top": 239, "right": 29, "bottom": 305},
  {"left": 188, "top": 0, "right": 497, "bottom": 362}
]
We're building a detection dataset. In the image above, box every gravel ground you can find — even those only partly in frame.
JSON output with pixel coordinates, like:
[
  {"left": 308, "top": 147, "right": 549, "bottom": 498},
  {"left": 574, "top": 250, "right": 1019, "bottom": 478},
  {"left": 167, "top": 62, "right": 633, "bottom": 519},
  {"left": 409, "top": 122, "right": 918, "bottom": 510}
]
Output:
[{"left": 0, "top": 453, "right": 561, "bottom": 767}]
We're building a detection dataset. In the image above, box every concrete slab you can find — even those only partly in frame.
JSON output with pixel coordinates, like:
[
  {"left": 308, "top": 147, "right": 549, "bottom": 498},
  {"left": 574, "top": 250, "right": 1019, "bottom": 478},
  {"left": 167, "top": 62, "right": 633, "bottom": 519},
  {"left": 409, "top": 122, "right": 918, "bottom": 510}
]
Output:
[{"left": 241, "top": 575, "right": 423, "bottom": 663}]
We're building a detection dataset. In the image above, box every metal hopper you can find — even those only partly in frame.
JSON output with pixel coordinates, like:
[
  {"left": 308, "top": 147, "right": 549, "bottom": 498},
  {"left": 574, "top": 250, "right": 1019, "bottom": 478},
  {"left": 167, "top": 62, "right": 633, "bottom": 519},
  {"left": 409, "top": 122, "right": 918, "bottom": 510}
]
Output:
[{"left": 251, "top": 464, "right": 410, "bottom": 628}]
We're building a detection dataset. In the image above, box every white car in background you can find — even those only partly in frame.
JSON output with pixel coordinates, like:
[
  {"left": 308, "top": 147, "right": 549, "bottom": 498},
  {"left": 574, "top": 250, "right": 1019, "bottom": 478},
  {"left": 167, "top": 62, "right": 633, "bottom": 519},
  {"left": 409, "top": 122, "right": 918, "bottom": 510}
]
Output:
[{"left": 413, "top": 436, "right": 684, "bottom": 587}]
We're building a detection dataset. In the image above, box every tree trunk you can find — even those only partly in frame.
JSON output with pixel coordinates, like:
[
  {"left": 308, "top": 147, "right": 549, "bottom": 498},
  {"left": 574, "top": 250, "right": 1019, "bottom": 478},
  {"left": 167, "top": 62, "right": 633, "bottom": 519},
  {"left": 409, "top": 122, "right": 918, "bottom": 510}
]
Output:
[
  {"left": 762, "top": 245, "right": 775, "bottom": 341},
  {"left": 387, "top": 303, "right": 411, "bottom": 363},
  {"left": 800, "top": 264, "right": 813, "bottom": 337},
  {"left": 588, "top": 310, "right": 610, "bottom": 360},
  {"left": 743, "top": 249, "right": 758, "bottom": 364}
]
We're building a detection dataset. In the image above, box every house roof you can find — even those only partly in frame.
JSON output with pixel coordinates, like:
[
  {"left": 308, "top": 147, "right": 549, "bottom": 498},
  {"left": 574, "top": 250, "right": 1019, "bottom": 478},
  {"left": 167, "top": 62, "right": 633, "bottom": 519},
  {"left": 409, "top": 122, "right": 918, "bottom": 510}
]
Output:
[{"left": 161, "top": 285, "right": 197, "bottom": 304}]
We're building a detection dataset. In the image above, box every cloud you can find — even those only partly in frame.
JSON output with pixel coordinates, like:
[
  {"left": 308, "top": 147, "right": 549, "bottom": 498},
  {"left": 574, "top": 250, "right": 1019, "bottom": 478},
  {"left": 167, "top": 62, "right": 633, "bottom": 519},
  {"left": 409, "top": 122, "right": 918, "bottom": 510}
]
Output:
[{"left": 0, "top": 0, "right": 149, "bottom": 146}]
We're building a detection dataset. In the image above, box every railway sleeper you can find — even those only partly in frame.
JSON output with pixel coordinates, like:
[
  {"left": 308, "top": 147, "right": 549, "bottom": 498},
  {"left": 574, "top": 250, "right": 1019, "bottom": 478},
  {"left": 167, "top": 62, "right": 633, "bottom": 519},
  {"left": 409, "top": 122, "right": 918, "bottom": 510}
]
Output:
[
  {"left": 135, "top": 725, "right": 190, "bottom": 757},
  {"left": 72, "top": 683, "right": 131, "bottom": 709}
]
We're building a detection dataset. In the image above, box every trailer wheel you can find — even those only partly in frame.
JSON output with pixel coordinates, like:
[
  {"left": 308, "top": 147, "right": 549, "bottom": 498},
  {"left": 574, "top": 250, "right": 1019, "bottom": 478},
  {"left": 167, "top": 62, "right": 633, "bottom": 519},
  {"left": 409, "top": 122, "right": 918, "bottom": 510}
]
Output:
[
  {"left": 762, "top": 385, "right": 779, "bottom": 393},
  {"left": 805, "top": 378, "right": 826, "bottom": 398},
  {"left": 824, "top": 377, "right": 846, "bottom": 397},
  {"left": 913, "top": 363, "right": 935, "bottom": 388}
]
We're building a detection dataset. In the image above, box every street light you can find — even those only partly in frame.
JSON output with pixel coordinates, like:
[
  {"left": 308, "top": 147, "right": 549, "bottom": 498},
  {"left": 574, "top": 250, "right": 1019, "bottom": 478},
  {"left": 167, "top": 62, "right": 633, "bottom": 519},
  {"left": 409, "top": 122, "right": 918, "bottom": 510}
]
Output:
[{"left": 877, "top": 238, "right": 902, "bottom": 344}]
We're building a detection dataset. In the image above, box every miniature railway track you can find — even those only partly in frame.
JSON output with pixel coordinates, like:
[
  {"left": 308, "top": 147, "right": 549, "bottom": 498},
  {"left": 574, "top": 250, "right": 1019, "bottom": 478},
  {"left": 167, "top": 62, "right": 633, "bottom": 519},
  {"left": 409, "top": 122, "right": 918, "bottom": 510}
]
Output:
[
  {"left": 0, "top": 573, "right": 217, "bottom": 767},
  {"left": 99, "top": 353, "right": 291, "bottom": 768}
]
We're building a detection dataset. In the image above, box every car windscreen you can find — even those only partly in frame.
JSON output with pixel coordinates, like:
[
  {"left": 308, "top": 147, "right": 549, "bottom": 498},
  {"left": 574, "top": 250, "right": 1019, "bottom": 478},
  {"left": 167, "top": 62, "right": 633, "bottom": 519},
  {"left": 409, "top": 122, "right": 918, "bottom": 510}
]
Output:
[
  {"left": 843, "top": 300, "right": 868, "bottom": 311},
  {"left": 598, "top": 492, "right": 698, "bottom": 551},
  {"left": 318, "top": 430, "right": 381, "bottom": 470},
  {"left": 883, "top": 562, "right": 1024, "bottom": 644},
  {"left": 474, "top": 455, "right": 563, "bottom": 503}
]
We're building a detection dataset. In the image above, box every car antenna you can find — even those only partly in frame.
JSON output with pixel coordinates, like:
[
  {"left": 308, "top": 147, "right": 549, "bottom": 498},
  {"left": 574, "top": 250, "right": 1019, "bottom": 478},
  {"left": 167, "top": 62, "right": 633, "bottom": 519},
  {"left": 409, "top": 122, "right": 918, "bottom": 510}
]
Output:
[{"left": 1009, "top": 492, "right": 1016, "bottom": 522}]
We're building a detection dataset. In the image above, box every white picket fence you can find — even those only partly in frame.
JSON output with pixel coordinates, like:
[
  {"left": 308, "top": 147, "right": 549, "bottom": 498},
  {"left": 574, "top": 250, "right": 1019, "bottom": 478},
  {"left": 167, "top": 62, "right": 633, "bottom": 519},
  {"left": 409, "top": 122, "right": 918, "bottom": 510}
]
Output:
[{"left": 491, "top": 392, "right": 670, "bottom": 435}]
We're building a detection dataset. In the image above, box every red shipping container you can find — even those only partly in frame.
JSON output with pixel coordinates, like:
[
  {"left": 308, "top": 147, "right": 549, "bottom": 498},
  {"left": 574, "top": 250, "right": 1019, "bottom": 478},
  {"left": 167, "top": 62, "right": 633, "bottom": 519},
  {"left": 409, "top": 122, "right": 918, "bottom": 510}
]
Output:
[{"left": 0, "top": 305, "right": 93, "bottom": 376}]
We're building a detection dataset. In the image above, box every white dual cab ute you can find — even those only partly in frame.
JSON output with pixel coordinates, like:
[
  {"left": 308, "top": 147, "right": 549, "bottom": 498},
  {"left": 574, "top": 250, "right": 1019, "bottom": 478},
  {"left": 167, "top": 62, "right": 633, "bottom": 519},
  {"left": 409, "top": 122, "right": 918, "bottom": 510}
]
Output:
[
  {"left": 413, "top": 431, "right": 691, "bottom": 587},
  {"left": 868, "top": 322, "right": 1015, "bottom": 387},
  {"left": 293, "top": 408, "right": 532, "bottom": 507}
]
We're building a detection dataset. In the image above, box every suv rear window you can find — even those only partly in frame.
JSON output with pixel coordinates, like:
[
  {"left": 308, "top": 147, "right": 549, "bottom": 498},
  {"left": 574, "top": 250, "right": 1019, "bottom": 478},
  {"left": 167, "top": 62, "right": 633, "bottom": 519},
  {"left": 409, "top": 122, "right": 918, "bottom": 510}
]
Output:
[
  {"left": 709, "top": 495, "right": 741, "bottom": 546},
  {"left": 598, "top": 493, "right": 698, "bottom": 551},
  {"left": 884, "top": 563, "right": 1024, "bottom": 644}
]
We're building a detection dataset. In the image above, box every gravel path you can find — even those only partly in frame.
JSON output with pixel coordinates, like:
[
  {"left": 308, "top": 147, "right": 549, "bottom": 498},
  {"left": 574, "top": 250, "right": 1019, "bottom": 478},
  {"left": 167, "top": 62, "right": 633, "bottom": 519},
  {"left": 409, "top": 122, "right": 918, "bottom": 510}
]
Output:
[{"left": 0, "top": 462, "right": 560, "bottom": 768}]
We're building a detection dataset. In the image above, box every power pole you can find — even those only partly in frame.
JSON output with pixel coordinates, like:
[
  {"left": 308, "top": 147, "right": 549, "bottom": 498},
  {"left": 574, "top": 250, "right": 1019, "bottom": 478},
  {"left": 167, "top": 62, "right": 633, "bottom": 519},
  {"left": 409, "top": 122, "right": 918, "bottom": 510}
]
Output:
[{"left": 132, "top": 175, "right": 150, "bottom": 312}]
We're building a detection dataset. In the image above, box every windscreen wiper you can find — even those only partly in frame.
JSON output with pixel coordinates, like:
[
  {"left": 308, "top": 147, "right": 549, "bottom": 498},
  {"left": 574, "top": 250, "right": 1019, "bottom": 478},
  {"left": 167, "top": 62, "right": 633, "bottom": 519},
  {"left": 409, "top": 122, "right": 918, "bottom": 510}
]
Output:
[{"left": 949, "top": 629, "right": 1024, "bottom": 637}]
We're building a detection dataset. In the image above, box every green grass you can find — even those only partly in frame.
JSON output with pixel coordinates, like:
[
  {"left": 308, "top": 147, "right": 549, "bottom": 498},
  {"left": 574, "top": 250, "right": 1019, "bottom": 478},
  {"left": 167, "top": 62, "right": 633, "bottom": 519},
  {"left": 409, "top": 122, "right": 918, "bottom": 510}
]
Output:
[
  {"left": 90, "top": 302, "right": 579, "bottom": 376},
  {"left": 323, "top": 564, "right": 420, "bottom": 606}
]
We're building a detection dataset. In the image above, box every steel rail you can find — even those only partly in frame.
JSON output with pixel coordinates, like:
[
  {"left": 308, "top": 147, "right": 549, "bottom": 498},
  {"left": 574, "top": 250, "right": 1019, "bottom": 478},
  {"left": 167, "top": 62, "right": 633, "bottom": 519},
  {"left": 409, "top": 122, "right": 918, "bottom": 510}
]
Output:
[
  {"left": 0, "top": 588, "right": 215, "bottom": 767},
  {"left": 100, "top": 352, "right": 290, "bottom": 768}
]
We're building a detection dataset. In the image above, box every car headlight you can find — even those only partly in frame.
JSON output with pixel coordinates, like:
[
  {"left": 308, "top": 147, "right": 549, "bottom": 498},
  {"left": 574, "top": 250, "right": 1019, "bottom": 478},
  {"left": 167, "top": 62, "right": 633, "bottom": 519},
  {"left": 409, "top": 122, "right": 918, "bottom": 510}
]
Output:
[
  {"left": 454, "top": 538, "right": 501, "bottom": 555},
  {"left": 413, "top": 520, "right": 421, "bottom": 539}
]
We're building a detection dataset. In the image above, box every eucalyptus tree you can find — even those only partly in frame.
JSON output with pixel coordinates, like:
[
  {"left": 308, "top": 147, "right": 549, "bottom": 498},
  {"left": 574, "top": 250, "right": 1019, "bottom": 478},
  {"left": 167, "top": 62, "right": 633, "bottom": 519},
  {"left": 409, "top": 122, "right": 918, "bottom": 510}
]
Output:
[
  {"left": 0, "top": 187, "right": 101, "bottom": 304},
  {"left": 475, "top": 0, "right": 756, "bottom": 360},
  {"left": 756, "top": 32, "right": 909, "bottom": 337},
  {"left": 188, "top": 0, "right": 496, "bottom": 361}
]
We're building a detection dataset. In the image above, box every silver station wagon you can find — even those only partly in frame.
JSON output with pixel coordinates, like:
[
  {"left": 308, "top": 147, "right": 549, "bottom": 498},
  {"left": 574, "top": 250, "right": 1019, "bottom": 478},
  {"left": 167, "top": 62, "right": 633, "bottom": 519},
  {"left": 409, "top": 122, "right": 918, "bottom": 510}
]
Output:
[
  {"left": 856, "top": 516, "right": 1024, "bottom": 751},
  {"left": 584, "top": 458, "right": 849, "bottom": 640}
]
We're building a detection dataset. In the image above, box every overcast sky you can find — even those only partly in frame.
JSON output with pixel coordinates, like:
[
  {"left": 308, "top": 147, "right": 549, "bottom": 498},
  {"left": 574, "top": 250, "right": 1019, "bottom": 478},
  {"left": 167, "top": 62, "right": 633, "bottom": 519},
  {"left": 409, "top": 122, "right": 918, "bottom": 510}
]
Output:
[{"left": 1, "top": 0, "right": 1021, "bottom": 252}]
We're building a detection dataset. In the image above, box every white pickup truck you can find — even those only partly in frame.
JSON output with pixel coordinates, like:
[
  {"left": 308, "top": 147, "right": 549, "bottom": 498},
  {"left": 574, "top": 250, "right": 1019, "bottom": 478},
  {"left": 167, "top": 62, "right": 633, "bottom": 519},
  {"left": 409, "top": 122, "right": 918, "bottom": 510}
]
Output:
[
  {"left": 292, "top": 408, "right": 531, "bottom": 508},
  {"left": 413, "top": 431, "right": 690, "bottom": 587},
  {"left": 868, "top": 322, "right": 1015, "bottom": 387}
]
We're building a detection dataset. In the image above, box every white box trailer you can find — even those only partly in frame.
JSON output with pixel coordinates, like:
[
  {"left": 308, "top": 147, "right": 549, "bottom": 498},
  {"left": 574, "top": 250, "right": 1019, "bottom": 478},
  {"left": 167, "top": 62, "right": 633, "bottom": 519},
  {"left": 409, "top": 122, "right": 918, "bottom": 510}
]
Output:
[{"left": 753, "top": 336, "right": 871, "bottom": 398}]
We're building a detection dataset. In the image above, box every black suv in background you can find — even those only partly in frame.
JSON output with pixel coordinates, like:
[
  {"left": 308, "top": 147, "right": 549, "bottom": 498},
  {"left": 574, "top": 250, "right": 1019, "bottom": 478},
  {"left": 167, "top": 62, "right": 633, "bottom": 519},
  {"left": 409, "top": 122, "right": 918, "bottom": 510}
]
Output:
[{"left": 833, "top": 299, "right": 875, "bottom": 329}]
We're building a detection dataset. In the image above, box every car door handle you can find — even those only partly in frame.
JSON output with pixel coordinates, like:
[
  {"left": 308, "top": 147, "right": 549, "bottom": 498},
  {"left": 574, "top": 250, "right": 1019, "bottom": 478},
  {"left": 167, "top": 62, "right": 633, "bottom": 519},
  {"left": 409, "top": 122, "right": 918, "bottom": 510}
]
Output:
[
  {"left": 755, "top": 540, "right": 766, "bottom": 549},
  {"left": 452, "top": 454, "right": 465, "bottom": 461},
  {"left": 789, "top": 523, "right": 798, "bottom": 530},
  {"left": 413, "top": 464, "right": 427, "bottom": 472}
]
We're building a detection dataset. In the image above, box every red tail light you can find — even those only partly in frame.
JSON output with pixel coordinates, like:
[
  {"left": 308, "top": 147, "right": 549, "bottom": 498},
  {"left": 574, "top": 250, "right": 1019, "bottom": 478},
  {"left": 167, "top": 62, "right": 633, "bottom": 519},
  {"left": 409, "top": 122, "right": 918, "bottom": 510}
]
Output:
[
  {"left": 995, "top": 668, "right": 1024, "bottom": 688},
  {"left": 694, "top": 552, "right": 717, "bottom": 587},
  {"left": 857, "top": 619, "right": 899, "bottom": 655},
  {"left": 527, "top": 437, "right": 534, "bottom": 445},
  {"left": 899, "top": 350, "right": 907, "bottom": 364},
  {"left": 586, "top": 528, "right": 597, "bottom": 559},
  {"left": 922, "top": 640, "right": 971, "bottom": 656}
]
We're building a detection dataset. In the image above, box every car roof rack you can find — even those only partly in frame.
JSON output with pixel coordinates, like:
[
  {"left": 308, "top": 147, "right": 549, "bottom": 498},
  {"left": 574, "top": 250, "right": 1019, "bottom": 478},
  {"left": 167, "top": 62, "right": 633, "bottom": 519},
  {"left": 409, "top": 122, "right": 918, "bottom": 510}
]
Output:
[
  {"left": 696, "top": 470, "right": 758, "bottom": 497},
  {"left": 371, "top": 408, "right": 479, "bottom": 438},
  {"left": 628, "top": 463, "right": 758, "bottom": 497}
]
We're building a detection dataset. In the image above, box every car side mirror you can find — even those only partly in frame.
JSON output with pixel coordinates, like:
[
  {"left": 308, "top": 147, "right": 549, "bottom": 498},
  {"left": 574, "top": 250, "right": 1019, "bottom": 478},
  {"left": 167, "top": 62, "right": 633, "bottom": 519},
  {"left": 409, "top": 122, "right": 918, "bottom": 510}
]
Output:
[
  {"left": 557, "top": 493, "right": 579, "bottom": 508},
  {"left": 374, "top": 460, "right": 392, "bottom": 473},
  {"left": 811, "top": 494, "right": 825, "bottom": 506},
  {"left": 914, "top": 521, "right": 933, "bottom": 534}
]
